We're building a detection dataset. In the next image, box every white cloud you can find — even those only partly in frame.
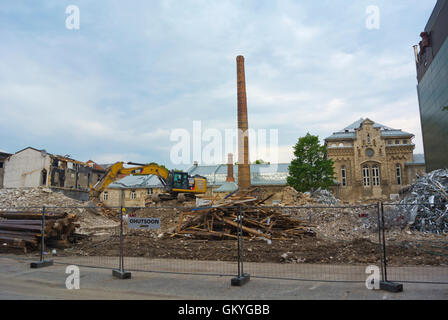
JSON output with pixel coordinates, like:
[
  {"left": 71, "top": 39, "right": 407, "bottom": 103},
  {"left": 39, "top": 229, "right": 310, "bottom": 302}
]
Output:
[{"left": 0, "top": 1, "right": 434, "bottom": 164}]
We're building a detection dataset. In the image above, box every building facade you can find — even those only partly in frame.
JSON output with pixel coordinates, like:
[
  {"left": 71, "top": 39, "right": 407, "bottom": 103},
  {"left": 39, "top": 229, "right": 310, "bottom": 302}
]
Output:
[
  {"left": 0, "top": 151, "right": 12, "bottom": 188},
  {"left": 415, "top": 0, "right": 448, "bottom": 171},
  {"left": 3, "top": 147, "right": 105, "bottom": 194},
  {"left": 100, "top": 175, "right": 164, "bottom": 207},
  {"left": 325, "top": 118, "right": 426, "bottom": 202}
]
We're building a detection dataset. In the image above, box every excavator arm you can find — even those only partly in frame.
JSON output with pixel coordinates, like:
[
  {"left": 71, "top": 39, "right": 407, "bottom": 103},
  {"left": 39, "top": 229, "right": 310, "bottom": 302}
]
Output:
[{"left": 90, "top": 162, "right": 170, "bottom": 199}]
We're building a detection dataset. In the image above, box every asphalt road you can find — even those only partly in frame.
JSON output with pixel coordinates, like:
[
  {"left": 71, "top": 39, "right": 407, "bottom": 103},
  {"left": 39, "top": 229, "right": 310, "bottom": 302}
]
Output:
[{"left": 0, "top": 255, "right": 447, "bottom": 300}]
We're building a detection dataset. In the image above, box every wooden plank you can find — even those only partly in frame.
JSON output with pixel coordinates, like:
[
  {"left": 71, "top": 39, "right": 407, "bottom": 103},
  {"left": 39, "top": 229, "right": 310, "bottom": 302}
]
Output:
[{"left": 217, "top": 215, "right": 272, "bottom": 239}]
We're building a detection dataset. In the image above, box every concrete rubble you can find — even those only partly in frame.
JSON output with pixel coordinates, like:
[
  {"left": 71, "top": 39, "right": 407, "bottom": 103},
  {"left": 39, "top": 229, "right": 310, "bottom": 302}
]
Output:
[
  {"left": 0, "top": 187, "right": 119, "bottom": 234},
  {"left": 311, "top": 188, "right": 340, "bottom": 205},
  {"left": 279, "top": 186, "right": 339, "bottom": 206},
  {"left": 393, "top": 169, "right": 448, "bottom": 234}
]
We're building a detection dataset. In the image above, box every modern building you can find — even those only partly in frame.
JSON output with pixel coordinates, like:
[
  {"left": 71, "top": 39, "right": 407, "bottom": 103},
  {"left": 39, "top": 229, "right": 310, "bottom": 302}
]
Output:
[
  {"left": 0, "top": 151, "right": 12, "bottom": 188},
  {"left": 325, "top": 118, "right": 426, "bottom": 202},
  {"left": 414, "top": 0, "right": 448, "bottom": 171},
  {"left": 3, "top": 147, "right": 105, "bottom": 199}
]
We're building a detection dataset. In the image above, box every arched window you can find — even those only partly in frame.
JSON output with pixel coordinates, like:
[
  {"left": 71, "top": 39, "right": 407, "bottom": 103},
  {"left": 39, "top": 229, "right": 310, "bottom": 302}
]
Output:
[
  {"left": 362, "top": 165, "right": 370, "bottom": 186},
  {"left": 131, "top": 190, "right": 136, "bottom": 200},
  {"left": 396, "top": 164, "right": 402, "bottom": 185},
  {"left": 341, "top": 166, "right": 347, "bottom": 186},
  {"left": 367, "top": 134, "right": 371, "bottom": 144},
  {"left": 103, "top": 192, "right": 108, "bottom": 201},
  {"left": 372, "top": 165, "right": 380, "bottom": 186}
]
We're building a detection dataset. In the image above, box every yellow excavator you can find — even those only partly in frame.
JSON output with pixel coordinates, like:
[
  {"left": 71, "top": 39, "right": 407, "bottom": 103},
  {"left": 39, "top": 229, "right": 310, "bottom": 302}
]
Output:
[{"left": 89, "top": 162, "right": 207, "bottom": 202}]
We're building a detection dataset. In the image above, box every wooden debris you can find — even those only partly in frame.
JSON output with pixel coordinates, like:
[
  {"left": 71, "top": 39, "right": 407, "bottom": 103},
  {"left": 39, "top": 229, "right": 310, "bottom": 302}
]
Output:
[{"left": 170, "top": 189, "right": 315, "bottom": 240}]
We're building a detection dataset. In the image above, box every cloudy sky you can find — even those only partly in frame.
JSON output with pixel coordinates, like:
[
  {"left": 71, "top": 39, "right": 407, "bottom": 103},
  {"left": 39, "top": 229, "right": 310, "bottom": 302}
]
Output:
[{"left": 0, "top": 0, "right": 436, "bottom": 168}]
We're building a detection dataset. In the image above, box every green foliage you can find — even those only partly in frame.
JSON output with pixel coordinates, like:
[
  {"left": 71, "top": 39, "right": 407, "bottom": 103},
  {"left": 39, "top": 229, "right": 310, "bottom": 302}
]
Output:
[
  {"left": 287, "top": 133, "right": 335, "bottom": 192},
  {"left": 147, "top": 162, "right": 170, "bottom": 172},
  {"left": 442, "top": 106, "right": 448, "bottom": 111},
  {"left": 254, "top": 159, "right": 271, "bottom": 164}
]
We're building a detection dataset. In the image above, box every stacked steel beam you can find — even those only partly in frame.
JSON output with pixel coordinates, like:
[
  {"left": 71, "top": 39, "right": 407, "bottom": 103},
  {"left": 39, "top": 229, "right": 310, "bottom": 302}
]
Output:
[{"left": 0, "top": 211, "right": 79, "bottom": 252}]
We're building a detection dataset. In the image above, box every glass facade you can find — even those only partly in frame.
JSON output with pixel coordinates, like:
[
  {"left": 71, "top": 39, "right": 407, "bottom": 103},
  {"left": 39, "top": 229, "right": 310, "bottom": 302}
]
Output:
[{"left": 417, "top": 37, "right": 448, "bottom": 171}]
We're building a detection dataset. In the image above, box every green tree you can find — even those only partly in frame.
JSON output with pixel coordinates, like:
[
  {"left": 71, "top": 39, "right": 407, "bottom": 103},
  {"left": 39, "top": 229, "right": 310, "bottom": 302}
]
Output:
[
  {"left": 253, "top": 159, "right": 270, "bottom": 164},
  {"left": 287, "top": 133, "right": 335, "bottom": 192}
]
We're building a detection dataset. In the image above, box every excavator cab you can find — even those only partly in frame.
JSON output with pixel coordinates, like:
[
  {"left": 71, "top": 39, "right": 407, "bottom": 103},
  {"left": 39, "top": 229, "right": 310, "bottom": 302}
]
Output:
[{"left": 172, "top": 171, "right": 189, "bottom": 190}]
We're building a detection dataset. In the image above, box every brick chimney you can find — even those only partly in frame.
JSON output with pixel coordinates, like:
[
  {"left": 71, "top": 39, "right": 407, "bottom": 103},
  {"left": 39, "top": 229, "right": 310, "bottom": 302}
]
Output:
[
  {"left": 226, "top": 153, "right": 235, "bottom": 182},
  {"left": 236, "top": 55, "right": 251, "bottom": 189}
]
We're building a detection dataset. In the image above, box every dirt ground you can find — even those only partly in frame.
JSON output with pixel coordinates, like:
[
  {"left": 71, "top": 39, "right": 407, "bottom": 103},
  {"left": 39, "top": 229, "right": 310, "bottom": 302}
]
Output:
[
  {"left": 2, "top": 199, "right": 447, "bottom": 267},
  {"left": 56, "top": 228, "right": 448, "bottom": 267}
]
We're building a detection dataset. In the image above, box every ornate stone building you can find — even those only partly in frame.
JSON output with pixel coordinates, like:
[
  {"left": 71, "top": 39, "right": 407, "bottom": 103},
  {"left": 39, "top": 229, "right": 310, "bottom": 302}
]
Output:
[{"left": 325, "top": 118, "right": 426, "bottom": 202}]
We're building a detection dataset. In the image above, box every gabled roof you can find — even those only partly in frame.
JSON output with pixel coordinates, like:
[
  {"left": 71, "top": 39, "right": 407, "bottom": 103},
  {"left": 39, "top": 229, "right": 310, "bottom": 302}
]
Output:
[
  {"left": 342, "top": 118, "right": 395, "bottom": 131},
  {"left": 326, "top": 118, "right": 414, "bottom": 140},
  {"left": 0, "top": 150, "right": 11, "bottom": 157},
  {"left": 188, "top": 163, "right": 290, "bottom": 187},
  {"left": 14, "top": 146, "right": 46, "bottom": 154},
  {"left": 108, "top": 175, "right": 163, "bottom": 189}
]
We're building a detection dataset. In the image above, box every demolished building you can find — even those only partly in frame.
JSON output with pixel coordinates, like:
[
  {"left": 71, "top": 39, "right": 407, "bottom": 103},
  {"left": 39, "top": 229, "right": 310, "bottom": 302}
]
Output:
[
  {"left": 0, "top": 151, "right": 12, "bottom": 188},
  {"left": 2, "top": 147, "right": 105, "bottom": 200}
]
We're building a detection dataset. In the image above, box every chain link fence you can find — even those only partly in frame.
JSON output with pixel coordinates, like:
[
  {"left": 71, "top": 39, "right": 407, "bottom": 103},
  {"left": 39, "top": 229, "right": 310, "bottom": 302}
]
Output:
[{"left": 0, "top": 202, "right": 447, "bottom": 285}]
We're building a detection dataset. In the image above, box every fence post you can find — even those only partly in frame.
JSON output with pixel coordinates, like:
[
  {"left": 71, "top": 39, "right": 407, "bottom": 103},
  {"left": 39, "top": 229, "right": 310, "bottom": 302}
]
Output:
[
  {"left": 378, "top": 201, "right": 403, "bottom": 292},
  {"left": 112, "top": 206, "right": 131, "bottom": 279},
  {"left": 231, "top": 205, "right": 250, "bottom": 286},
  {"left": 376, "top": 201, "right": 385, "bottom": 281},
  {"left": 30, "top": 206, "right": 53, "bottom": 268}
]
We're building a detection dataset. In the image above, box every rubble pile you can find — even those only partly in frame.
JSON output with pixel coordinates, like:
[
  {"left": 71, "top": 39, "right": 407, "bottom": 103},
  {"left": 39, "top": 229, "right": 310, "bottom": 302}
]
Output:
[
  {"left": 171, "top": 188, "right": 316, "bottom": 240},
  {"left": 311, "top": 188, "right": 340, "bottom": 205},
  {"left": 280, "top": 186, "right": 316, "bottom": 206},
  {"left": 279, "top": 186, "right": 339, "bottom": 206},
  {"left": 0, "top": 187, "right": 119, "bottom": 234},
  {"left": 0, "top": 187, "right": 85, "bottom": 209},
  {"left": 395, "top": 169, "right": 448, "bottom": 234}
]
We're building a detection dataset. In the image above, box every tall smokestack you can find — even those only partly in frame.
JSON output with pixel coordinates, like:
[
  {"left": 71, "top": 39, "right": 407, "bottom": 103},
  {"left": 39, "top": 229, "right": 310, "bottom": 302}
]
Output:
[
  {"left": 236, "top": 55, "right": 251, "bottom": 189},
  {"left": 226, "top": 153, "right": 235, "bottom": 182}
]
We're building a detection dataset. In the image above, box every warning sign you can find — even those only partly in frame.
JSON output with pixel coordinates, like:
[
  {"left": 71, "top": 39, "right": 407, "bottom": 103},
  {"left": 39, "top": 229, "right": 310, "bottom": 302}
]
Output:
[{"left": 128, "top": 218, "right": 160, "bottom": 230}]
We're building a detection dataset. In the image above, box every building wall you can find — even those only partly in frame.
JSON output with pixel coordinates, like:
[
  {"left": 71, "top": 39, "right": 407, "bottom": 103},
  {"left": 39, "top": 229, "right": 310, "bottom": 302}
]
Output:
[
  {"left": 3, "top": 149, "right": 51, "bottom": 188},
  {"left": 0, "top": 167, "right": 3, "bottom": 188},
  {"left": 0, "top": 154, "right": 8, "bottom": 188},
  {"left": 327, "top": 120, "right": 420, "bottom": 202},
  {"left": 100, "top": 187, "right": 163, "bottom": 207},
  {"left": 3, "top": 148, "right": 104, "bottom": 191},
  {"left": 406, "top": 164, "right": 426, "bottom": 183}
]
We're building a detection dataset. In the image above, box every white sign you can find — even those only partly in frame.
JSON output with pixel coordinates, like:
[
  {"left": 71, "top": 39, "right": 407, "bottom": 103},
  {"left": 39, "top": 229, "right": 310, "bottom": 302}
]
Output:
[{"left": 128, "top": 218, "right": 160, "bottom": 229}]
